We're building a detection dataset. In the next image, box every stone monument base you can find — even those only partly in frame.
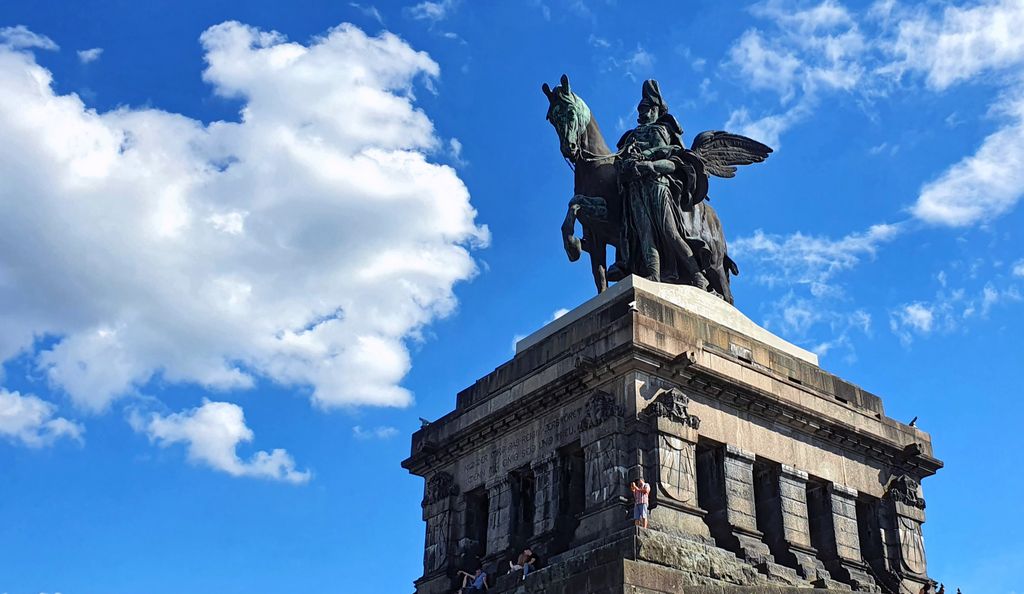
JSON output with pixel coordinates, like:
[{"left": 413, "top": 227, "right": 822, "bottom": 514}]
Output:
[{"left": 405, "top": 276, "right": 940, "bottom": 594}]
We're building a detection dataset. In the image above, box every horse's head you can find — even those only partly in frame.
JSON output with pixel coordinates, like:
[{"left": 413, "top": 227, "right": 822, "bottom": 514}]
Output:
[{"left": 543, "top": 74, "right": 592, "bottom": 162}]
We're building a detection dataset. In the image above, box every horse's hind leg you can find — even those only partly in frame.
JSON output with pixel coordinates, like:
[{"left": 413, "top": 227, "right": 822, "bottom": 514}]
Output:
[
  {"left": 709, "top": 265, "right": 733, "bottom": 304},
  {"left": 589, "top": 241, "right": 608, "bottom": 294}
]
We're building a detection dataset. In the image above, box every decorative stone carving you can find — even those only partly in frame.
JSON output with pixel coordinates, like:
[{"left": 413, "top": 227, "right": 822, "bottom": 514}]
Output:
[
  {"left": 422, "top": 471, "right": 458, "bottom": 576},
  {"left": 423, "top": 471, "right": 459, "bottom": 506},
  {"left": 657, "top": 434, "right": 696, "bottom": 504},
  {"left": 897, "top": 516, "right": 927, "bottom": 576},
  {"left": 885, "top": 474, "right": 926, "bottom": 510},
  {"left": 424, "top": 510, "right": 451, "bottom": 574},
  {"left": 577, "top": 390, "right": 623, "bottom": 432},
  {"left": 642, "top": 387, "right": 701, "bottom": 429}
]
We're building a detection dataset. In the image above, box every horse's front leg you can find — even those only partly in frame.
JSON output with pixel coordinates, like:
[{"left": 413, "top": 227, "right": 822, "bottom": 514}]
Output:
[{"left": 562, "top": 200, "right": 583, "bottom": 262}]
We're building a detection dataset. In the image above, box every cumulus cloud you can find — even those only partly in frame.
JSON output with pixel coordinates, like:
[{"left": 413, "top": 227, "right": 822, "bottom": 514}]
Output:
[
  {"left": 0, "top": 25, "right": 58, "bottom": 51},
  {"left": 352, "top": 425, "right": 399, "bottom": 439},
  {"left": 76, "top": 48, "right": 103, "bottom": 64},
  {"left": 725, "top": 0, "right": 1024, "bottom": 225},
  {"left": 889, "top": 0, "right": 1024, "bottom": 227},
  {"left": 912, "top": 98, "right": 1024, "bottom": 226},
  {"left": 884, "top": 0, "right": 1024, "bottom": 91},
  {"left": 136, "top": 400, "right": 310, "bottom": 483},
  {"left": 0, "top": 23, "right": 487, "bottom": 412},
  {"left": 0, "top": 389, "right": 83, "bottom": 447},
  {"left": 723, "top": 1, "right": 866, "bottom": 145},
  {"left": 1014, "top": 260, "right": 1024, "bottom": 277}
]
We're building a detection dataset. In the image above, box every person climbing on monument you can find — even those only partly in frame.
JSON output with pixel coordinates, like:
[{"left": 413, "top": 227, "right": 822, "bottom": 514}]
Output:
[
  {"left": 456, "top": 567, "right": 488, "bottom": 592},
  {"left": 508, "top": 548, "right": 536, "bottom": 580},
  {"left": 612, "top": 79, "right": 712, "bottom": 291},
  {"left": 630, "top": 477, "right": 651, "bottom": 529}
]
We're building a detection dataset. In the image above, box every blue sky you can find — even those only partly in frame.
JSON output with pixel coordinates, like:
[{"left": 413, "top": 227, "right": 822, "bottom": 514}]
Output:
[{"left": 0, "top": 1, "right": 1022, "bottom": 592}]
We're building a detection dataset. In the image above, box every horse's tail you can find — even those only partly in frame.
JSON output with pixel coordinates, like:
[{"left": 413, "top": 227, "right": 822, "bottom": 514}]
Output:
[{"left": 724, "top": 254, "right": 739, "bottom": 276}]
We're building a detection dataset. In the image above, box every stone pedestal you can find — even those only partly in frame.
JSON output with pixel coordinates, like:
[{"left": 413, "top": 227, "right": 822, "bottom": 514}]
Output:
[{"left": 403, "top": 277, "right": 942, "bottom": 594}]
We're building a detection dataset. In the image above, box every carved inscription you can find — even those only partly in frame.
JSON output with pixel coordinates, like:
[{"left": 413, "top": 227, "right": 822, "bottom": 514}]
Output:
[{"left": 462, "top": 404, "right": 584, "bottom": 487}]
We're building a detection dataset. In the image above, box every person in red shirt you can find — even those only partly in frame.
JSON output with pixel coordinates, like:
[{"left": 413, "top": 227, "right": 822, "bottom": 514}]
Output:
[{"left": 630, "top": 477, "right": 651, "bottom": 528}]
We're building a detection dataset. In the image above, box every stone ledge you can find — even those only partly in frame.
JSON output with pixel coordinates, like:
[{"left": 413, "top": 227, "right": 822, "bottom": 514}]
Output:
[{"left": 515, "top": 276, "right": 818, "bottom": 365}]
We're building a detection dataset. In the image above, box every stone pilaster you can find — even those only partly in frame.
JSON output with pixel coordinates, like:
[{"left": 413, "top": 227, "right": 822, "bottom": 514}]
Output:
[
  {"left": 642, "top": 388, "right": 709, "bottom": 538},
  {"left": 530, "top": 454, "right": 559, "bottom": 538},
  {"left": 884, "top": 474, "right": 930, "bottom": 593},
  {"left": 810, "top": 482, "right": 879, "bottom": 591},
  {"left": 719, "top": 446, "right": 775, "bottom": 565},
  {"left": 422, "top": 471, "right": 458, "bottom": 577},
  {"left": 775, "top": 465, "right": 833, "bottom": 584},
  {"left": 485, "top": 475, "right": 513, "bottom": 557},
  {"left": 572, "top": 390, "right": 628, "bottom": 542}
]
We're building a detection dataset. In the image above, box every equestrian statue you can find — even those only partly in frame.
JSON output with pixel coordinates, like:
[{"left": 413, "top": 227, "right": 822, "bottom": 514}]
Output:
[{"left": 543, "top": 74, "right": 771, "bottom": 305}]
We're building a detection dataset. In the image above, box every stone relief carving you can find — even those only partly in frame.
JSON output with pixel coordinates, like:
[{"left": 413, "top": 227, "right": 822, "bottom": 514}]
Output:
[
  {"left": 885, "top": 474, "right": 926, "bottom": 510},
  {"left": 577, "top": 390, "right": 623, "bottom": 432},
  {"left": 424, "top": 509, "right": 451, "bottom": 574},
  {"left": 897, "top": 516, "right": 927, "bottom": 576},
  {"left": 643, "top": 387, "right": 701, "bottom": 429},
  {"left": 423, "top": 471, "right": 459, "bottom": 506},
  {"left": 657, "top": 434, "right": 696, "bottom": 503}
]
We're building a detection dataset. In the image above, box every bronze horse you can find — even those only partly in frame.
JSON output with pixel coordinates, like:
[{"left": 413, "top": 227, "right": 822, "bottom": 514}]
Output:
[{"left": 543, "top": 74, "right": 748, "bottom": 303}]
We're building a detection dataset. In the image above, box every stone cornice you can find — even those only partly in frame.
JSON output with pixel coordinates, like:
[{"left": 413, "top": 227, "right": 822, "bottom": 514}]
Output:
[{"left": 403, "top": 334, "right": 942, "bottom": 480}]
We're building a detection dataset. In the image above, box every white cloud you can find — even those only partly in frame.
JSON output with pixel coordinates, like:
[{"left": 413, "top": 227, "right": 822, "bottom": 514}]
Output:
[
  {"left": 0, "top": 23, "right": 487, "bottom": 412},
  {"left": 911, "top": 93, "right": 1024, "bottom": 226},
  {"left": 884, "top": 0, "right": 1024, "bottom": 91},
  {"left": 753, "top": 0, "right": 854, "bottom": 35},
  {"left": 889, "top": 277, "right": 1021, "bottom": 344},
  {"left": 408, "top": 0, "right": 458, "bottom": 22},
  {"left": 0, "top": 389, "right": 83, "bottom": 447},
  {"left": 350, "top": 3, "right": 385, "bottom": 25},
  {"left": 756, "top": 291, "right": 871, "bottom": 361},
  {"left": 76, "top": 48, "right": 103, "bottom": 64},
  {"left": 551, "top": 308, "right": 569, "bottom": 321},
  {"left": 448, "top": 137, "right": 465, "bottom": 166},
  {"left": 890, "top": 302, "right": 935, "bottom": 344},
  {"left": 138, "top": 400, "right": 310, "bottom": 483},
  {"left": 1013, "top": 260, "right": 1024, "bottom": 277},
  {"left": 734, "top": 222, "right": 900, "bottom": 359},
  {"left": 896, "top": 302, "right": 934, "bottom": 332},
  {"left": 879, "top": 1, "right": 1024, "bottom": 227},
  {"left": 725, "top": 104, "right": 812, "bottom": 149},
  {"left": 0, "top": 25, "right": 58, "bottom": 51},
  {"left": 727, "top": 30, "right": 803, "bottom": 103},
  {"left": 595, "top": 41, "right": 656, "bottom": 82},
  {"left": 723, "top": 2, "right": 866, "bottom": 144},
  {"left": 352, "top": 425, "right": 398, "bottom": 439},
  {"left": 731, "top": 222, "right": 902, "bottom": 294}
]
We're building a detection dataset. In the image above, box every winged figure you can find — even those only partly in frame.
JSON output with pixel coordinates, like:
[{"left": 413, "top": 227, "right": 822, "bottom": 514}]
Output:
[{"left": 543, "top": 74, "right": 771, "bottom": 303}]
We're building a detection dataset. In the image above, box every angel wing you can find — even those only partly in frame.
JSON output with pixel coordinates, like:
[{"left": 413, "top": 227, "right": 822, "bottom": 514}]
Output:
[{"left": 689, "top": 131, "right": 773, "bottom": 179}]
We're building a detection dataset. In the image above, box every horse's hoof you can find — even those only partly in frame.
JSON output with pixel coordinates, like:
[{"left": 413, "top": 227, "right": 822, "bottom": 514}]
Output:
[
  {"left": 607, "top": 263, "right": 627, "bottom": 282},
  {"left": 564, "top": 236, "right": 582, "bottom": 262}
]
